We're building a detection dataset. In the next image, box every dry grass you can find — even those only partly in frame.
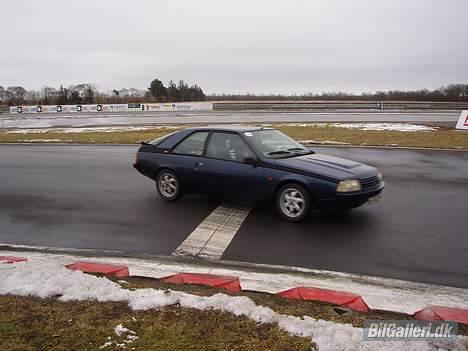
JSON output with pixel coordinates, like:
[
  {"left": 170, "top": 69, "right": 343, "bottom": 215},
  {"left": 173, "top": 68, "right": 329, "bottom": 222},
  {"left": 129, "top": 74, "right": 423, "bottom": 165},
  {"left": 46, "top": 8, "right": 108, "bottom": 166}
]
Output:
[
  {"left": 275, "top": 125, "right": 468, "bottom": 150},
  {"left": 1, "top": 276, "right": 466, "bottom": 351},
  {"left": 0, "top": 124, "right": 466, "bottom": 150},
  {"left": 0, "top": 294, "right": 313, "bottom": 351}
]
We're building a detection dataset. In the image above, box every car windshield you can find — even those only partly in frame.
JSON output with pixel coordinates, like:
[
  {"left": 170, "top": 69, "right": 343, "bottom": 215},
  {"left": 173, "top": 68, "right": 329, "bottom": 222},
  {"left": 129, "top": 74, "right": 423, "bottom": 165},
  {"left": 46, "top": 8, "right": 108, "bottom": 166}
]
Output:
[{"left": 245, "top": 129, "right": 312, "bottom": 158}]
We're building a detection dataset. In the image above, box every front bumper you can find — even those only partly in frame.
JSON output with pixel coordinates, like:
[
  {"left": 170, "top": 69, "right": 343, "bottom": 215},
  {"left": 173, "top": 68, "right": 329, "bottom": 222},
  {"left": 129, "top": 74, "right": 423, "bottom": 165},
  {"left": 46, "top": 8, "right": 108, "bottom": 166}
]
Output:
[{"left": 317, "top": 182, "right": 384, "bottom": 209}]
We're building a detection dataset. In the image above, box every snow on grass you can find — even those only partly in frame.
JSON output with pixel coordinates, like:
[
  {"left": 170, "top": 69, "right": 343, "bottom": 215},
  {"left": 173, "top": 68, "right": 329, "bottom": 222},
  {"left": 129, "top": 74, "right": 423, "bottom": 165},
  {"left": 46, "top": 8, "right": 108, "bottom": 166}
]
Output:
[
  {"left": 17, "top": 139, "right": 63, "bottom": 142},
  {"left": 300, "top": 140, "right": 350, "bottom": 145},
  {"left": 262, "top": 122, "right": 436, "bottom": 132},
  {"left": 114, "top": 324, "right": 136, "bottom": 337},
  {"left": 332, "top": 123, "right": 436, "bottom": 132},
  {"left": 99, "top": 341, "right": 112, "bottom": 349},
  {"left": 1, "top": 261, "right": 466, "bottom": 351},
  {"left": 6, "top": 126, "right": 180, "bottom": 134}
]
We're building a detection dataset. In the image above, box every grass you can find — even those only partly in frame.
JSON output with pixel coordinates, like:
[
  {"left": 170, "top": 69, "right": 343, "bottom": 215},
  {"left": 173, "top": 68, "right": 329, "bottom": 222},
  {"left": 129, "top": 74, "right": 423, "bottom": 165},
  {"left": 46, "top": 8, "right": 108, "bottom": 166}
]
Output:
[
  {"left": 1, "top": 277, "right": 466, "bottom": 351},
  {"left": 0, "top": 124, "right": 467, "bottom": 150},
  {"left": 277, "top": 125, "right": 468, "bottom": 150},
  {"left": 0, "top": 295, "right": 313, "bottom": 351}
]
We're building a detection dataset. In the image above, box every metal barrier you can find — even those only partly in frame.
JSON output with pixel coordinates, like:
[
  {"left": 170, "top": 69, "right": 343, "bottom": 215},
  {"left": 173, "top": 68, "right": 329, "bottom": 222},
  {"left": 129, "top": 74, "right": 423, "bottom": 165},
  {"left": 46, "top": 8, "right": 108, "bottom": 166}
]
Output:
[{"left": 213, "top": 101, "right": 468, "bottom": 111}]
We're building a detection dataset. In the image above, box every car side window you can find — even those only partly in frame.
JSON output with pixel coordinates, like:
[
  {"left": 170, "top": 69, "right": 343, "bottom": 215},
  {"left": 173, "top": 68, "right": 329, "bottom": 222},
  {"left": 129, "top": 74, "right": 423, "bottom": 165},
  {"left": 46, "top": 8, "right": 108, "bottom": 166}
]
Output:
[
  {"left": 173, "top": 132, "right": 209, "bottom": 156},
  {"left": 206, "top": 132, "right": 255, "bottom": 162}
]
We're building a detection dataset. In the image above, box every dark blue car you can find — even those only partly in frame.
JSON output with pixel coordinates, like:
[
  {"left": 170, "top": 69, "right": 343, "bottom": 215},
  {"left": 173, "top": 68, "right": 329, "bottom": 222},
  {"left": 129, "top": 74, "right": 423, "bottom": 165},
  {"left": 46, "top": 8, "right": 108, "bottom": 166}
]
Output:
[{"left": 133, "top": 126, "right": 384, "bottom": 221}]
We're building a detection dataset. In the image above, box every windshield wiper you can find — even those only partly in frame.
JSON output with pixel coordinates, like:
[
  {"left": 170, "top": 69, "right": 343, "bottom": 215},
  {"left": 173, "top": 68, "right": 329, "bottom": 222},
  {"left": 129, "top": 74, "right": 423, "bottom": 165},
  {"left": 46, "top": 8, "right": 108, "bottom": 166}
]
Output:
[
  {"left": 287, "top": 147, "right": 314, "bottom": 155},
  {"left": 266, "top": 150, "right": 292, "bottom": 156}
]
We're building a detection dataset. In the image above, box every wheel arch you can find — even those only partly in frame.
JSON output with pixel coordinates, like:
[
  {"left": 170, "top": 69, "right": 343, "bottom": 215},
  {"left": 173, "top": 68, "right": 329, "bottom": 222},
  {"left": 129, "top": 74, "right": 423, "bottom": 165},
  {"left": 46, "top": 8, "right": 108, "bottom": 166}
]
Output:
[{"left": 274, "top": 178, "right": 317, "bottom": 204}]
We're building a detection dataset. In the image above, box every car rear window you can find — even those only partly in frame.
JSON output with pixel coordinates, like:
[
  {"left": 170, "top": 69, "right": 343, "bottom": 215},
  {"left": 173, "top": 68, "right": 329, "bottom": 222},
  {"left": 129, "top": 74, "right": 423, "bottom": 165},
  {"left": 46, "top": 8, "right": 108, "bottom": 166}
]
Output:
[{"left": 149, "top": 132, "right": 178, "bottom": 146}]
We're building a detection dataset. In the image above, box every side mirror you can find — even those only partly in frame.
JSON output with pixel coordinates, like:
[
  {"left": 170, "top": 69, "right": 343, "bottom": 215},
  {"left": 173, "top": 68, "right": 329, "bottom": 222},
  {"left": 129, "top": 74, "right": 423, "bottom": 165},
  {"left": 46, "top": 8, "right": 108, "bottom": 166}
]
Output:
[{"left": 244, "top": 157, "right": 258, "bottom": 167}]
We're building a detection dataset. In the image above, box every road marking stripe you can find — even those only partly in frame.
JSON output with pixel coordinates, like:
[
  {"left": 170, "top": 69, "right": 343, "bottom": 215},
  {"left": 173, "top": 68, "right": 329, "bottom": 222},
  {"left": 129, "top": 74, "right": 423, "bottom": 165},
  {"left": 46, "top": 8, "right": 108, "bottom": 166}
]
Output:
[{"left": 173, "top": 203, "right": 251, "bottom": 259}]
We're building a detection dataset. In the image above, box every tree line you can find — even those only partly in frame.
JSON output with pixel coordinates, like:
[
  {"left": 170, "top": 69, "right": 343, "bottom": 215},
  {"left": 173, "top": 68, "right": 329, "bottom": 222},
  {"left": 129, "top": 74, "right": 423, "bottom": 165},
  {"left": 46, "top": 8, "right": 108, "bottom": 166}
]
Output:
[
  {"left": 208, "top": 84, "right": 468, "bottom": 102},
  {"left": 2, "top": 82, "right": 467, "bottom": 105},
  {"left": 0, "top": 78, "right": 206, "bottom": 106}
]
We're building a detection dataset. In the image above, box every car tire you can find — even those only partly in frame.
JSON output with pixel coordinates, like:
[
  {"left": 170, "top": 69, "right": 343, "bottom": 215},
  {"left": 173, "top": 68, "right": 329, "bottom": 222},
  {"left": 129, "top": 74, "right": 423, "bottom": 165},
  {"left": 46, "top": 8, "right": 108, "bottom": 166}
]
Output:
[
  {"left": 276, "top": 183, "right": 310, "bottom": 222},
  {"left": 156, "top": 170, "right": 181, "bottom": 201}
]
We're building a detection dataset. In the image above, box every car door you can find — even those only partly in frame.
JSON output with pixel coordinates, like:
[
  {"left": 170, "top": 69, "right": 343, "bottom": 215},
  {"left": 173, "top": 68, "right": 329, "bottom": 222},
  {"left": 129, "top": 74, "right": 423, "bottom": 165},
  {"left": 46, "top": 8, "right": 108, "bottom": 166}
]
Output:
[
  {"left": 170, "top": 131, "right": 209, "bottom": 194},
  {"left": 198, "top": 132, "right": 265, "bottom": 201}
]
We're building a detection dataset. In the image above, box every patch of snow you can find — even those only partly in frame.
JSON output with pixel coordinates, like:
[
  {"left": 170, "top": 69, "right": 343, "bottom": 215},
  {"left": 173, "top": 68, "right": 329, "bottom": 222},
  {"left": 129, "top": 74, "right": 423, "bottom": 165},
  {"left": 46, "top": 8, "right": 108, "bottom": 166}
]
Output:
[
  {"left": 18, "top": 139, "right": 62, "bottom": 142},
  {"left": 300, "top": 140, "right": 350, "bottom": 145},
  {"left": 332, "top": 123, "right": 436, "bottom": 132},
  {"left": 99, "top": 341, "right": 112, "bottom": 349},
  {"left": 274, "top": 123, "right": 328, "bottom": 128},
  {"left": 0, "top": 261, "right": 466, "bottom": 351},
  {"left": 7, "top": 126, "right": 180, "bottom": 134},
  {"left": 114, "top": 324, "right": 136, "bottom": 337}
]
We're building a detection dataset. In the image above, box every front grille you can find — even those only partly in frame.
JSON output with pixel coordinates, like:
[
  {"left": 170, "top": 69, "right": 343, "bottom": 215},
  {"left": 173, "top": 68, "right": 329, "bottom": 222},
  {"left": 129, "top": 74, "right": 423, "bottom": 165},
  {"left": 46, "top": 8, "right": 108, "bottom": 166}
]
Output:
[{"left": 360, "top": 176, "right": 381, "bottom": 191}]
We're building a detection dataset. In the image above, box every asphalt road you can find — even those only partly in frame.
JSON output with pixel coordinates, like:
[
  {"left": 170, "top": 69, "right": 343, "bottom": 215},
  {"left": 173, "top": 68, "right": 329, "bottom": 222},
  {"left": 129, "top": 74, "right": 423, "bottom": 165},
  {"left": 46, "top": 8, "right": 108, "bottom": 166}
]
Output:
[
  {"left": 1, "top": 111, "right": 460, "bottom": 129},
  {"left": 0, "top": 144, "right": 467, "bottom": 288}
]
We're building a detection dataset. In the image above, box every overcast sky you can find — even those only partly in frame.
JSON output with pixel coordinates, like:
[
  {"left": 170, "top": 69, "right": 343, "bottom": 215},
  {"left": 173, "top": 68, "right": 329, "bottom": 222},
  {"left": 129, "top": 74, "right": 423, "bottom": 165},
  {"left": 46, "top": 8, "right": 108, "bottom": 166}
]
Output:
[{"left": 1, "top": 0, "right": 467, "bottom": 94}]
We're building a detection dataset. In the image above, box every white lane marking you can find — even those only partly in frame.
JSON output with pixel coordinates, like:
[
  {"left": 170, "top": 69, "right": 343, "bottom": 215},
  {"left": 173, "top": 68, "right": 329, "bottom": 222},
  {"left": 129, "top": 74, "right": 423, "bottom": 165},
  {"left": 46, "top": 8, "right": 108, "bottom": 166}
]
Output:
[{"left": 173, "top": 203, "right": 251, "bottom": 260}]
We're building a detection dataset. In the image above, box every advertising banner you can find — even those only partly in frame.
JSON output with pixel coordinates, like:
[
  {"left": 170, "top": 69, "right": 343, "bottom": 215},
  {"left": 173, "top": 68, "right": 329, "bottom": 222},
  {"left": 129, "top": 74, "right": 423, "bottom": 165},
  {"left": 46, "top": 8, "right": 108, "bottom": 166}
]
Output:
[
  {"left": 60, "top": 105, "right": 80, "bottom": 113},
  {"left": 127, "top": 103, "right": 144, "bottom": 112},
  {"left": 142, "top": 102, "right": 213, "bottom": 112},
  {"left": 9, "top": 102, "right": 213, "bottom": 114},
  {"left": 102, "top": 104, "right": 128, "bottom": 112},
  {"left": 455, "top": 110, "right": 468, "bottom": 130},
  {"left": 10, "top": 105, "right": 43, "bottom": 113}
]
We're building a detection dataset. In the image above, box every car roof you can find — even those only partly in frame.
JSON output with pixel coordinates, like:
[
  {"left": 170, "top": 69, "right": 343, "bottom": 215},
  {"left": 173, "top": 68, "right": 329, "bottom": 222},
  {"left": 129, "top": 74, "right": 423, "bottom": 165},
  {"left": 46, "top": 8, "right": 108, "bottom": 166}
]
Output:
[{"left": 183, "top": 125, "right": 273, "bottom": 133}]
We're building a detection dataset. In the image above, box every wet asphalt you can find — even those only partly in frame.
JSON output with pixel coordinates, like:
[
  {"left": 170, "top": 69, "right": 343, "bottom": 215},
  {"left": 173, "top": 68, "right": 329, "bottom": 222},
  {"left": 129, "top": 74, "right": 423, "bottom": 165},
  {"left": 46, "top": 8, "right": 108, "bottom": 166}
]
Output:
[{"left": 0, "top": 144, "right": 467, "bottom": 288}]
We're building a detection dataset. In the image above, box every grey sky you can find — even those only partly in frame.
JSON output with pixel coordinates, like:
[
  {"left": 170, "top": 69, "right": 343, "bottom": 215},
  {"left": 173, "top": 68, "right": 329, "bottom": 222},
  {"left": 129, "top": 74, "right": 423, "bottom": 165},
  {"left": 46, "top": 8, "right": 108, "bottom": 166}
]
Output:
[{"left": 1, "top": 0, "right": 467, "bottom": 94}]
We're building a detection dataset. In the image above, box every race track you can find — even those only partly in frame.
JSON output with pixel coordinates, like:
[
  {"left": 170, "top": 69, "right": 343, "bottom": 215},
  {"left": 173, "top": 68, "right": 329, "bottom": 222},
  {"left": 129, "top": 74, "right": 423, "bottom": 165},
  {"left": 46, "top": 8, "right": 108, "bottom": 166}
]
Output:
[{"left": 0, "top": 144, "right": 467, "bottom": 288}]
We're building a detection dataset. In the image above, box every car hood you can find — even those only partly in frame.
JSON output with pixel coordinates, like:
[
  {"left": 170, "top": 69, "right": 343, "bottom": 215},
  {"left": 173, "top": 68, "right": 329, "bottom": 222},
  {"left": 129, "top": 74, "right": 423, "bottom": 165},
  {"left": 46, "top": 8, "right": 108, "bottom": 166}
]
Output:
[{"left": 272, "top": 153, "right": 377, "bottom": 180}]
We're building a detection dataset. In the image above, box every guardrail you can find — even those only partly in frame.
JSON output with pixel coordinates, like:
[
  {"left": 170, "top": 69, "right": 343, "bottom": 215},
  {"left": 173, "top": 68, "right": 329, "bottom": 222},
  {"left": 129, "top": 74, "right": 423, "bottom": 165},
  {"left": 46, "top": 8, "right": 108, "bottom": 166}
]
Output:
[{"left": 213, "top": 101, "right": 468, "bottom": 111}]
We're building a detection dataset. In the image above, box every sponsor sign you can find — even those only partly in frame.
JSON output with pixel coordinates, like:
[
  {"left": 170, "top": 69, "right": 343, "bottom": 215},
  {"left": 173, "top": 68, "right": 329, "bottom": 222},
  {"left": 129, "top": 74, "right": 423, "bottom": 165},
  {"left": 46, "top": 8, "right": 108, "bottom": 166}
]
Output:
[
  {"left": 9, "top": 102, "right": 213, "bottom": 114},
  {"left": 61, "top": 105, "right": 80, "bottom": 113},
  {"left": 455, "top": 110, "right": 468, "bottom": 130},
  {"left": 41, "top": 105, "right": 60, "bottom": 113},
  {"left": 102, "top": 104, "right": 128, "bottom": 112},
  {"left": 127, "top": 103, "right": 143, "bottom": 112},
  {"left": 143, "top": 102, "right": 213, "bottom": 112},
  {"left": 10, "top": 106, "right": 42, "bottom": 113}
]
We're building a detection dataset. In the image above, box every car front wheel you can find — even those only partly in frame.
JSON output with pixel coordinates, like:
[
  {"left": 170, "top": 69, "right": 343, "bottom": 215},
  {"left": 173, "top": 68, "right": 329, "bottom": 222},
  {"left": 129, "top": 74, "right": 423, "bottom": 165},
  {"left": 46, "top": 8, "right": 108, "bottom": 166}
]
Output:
[
  {"left": 156, "top": 170, "right": 181, "bottom": 201},
  {"left": 276, "top": 183, "right": 310, "bottom": 222}
]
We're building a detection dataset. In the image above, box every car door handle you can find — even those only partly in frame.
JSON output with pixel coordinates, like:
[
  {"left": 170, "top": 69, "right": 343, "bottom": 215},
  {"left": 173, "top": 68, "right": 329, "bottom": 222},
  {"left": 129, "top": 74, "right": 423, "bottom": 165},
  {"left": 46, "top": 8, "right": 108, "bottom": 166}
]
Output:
[{"left": 194, "top": 162, "right": 203, "bottom": 168}]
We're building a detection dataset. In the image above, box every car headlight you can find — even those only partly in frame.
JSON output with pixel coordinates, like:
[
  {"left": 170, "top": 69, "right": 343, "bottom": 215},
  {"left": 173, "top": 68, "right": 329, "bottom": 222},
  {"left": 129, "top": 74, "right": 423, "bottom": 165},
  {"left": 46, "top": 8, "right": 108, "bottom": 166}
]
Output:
[
  {"left": 337, "top": 179, "right": 361, "bottom": 192},
  {"left": 377, "top": 171, "right": 383, "bottom": 181}
]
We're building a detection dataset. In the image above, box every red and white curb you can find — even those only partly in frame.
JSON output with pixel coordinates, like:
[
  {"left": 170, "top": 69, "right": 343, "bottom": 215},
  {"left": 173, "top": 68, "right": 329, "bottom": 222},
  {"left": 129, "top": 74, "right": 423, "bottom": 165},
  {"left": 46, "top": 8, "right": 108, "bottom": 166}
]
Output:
[{"left": 1, "top": 250, "right": 467, "bottom": 325}]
